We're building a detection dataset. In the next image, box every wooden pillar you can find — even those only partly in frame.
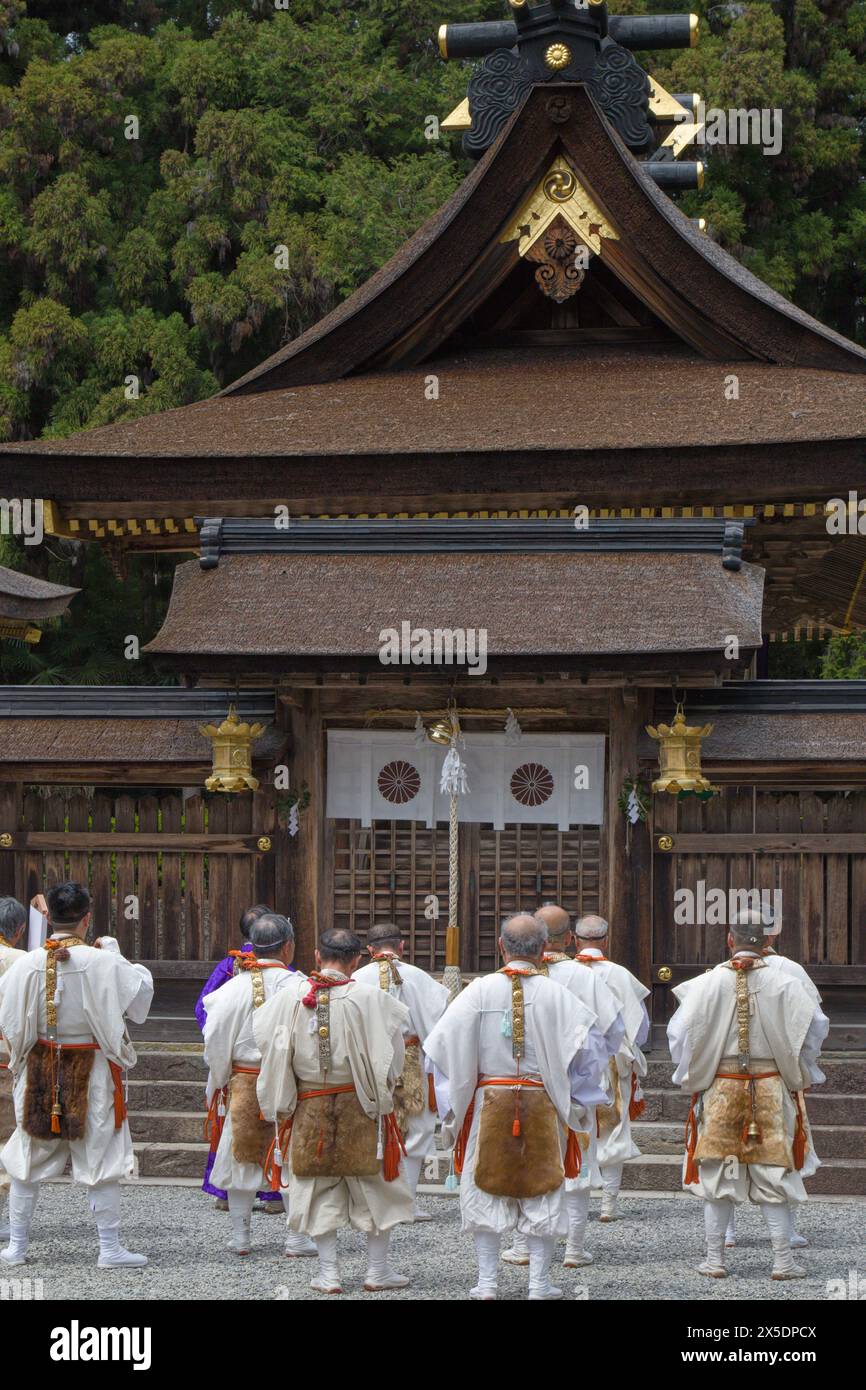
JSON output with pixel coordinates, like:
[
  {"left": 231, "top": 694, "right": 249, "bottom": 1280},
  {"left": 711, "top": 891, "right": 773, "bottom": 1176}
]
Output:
[
  {"left": 283, "top": 690, "right": 325, "bottom": 973},
  {"left": 606, "top": 688, "right": 652, "bottom": 985}
]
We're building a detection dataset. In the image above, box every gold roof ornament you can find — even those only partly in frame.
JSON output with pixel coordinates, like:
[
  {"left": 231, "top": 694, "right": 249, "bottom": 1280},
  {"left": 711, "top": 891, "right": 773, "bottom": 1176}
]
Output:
[
  {"left": 500, "top": 155, "right": 619, "bottom": 259},
  {"left": 646, "top": 702, "right": 718, "bottom": 799},
  {"left": 198, "top": 704, "right": 265, "bottom": 793}
]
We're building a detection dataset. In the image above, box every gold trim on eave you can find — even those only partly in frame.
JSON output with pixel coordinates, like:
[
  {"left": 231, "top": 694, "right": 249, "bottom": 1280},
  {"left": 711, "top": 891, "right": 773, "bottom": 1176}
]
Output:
[
  {"left": 442, "top": 97, "right": 471, "bottom": 131},
  {"left": 689, "top": 14, "right": 700, "bottom": 46},
  {"left": 647, "top": 76, "right": 692, "bottom": 124},
  {"left": 438, "top": 24, "right": 448, "bottom": 59},
  {"left": 661, "top": 120, "right": 705, "bottom": 159},
  {"left": 500, "top": 156, "right": 619, "bottom": 257}
]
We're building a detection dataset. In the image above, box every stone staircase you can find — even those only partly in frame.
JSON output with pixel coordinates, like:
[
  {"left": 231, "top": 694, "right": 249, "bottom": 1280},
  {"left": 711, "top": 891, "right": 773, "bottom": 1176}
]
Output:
[{"left": 127, "top": 1046, "right": 866, "bottom": 1195}]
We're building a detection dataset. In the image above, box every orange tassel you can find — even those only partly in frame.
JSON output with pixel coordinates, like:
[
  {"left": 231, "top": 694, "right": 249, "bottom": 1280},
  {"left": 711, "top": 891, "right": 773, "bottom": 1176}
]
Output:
[
  {"left": 512, "top": 1089, "right": 521, "bottom": 1138},
  {"left": 263, "top": 1116, "right": 293, "bottom": 1191},
  {"left": 683, "top": 1092, "right": 700, "bottom": 1185},
  {"left": 564, "top": 1128, "right": 582, "bottom": 1179},
  {"left": 50, "top": 1110, "right": 61, "bottom": 1135},
  {"left": 316, "top": 1125, "right": 325, "bottom": 1159},
  {"left": 428, "top": 1073, "right": 437, "bottom": 1114},
  {"left": 453, "top": 1101, "right": 474, "bottom": 1176},
  {"left": 382, "top": 1112, "right": 407, "bottom": 1182},
  {"left": 792, "top": 1091, "right": 807, "bottom": 1170},
  {"left": 628, "top": 1070, "right": 645, "bottom": 1120},
  {"left": 203, "top": 1086, "right": 227, "bottom": 1150}
]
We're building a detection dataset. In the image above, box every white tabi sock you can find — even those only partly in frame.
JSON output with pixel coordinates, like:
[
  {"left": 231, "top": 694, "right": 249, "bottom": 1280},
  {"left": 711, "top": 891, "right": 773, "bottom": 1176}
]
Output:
[
  {"left": 699, "top": 1199, "right": 730, "bottom": 1277},
  {"left": 761, "top": 1201, "right": 806, "bottom": 1280},
  {"left": 279, "top": 1194, "right": 317, "bottom": 1256},
  {"left": 501, "top": 1228, "right": 530, "bottom": 1264},
  {"left": 364, "top": 1229, "right": 409, "bottom": 1290},
  {"left": 226, "top": 1188, "right": 255, "bottom": 1256},
  {"left": 0, "top": 1178, "right": 38, "bottom": 1265},
  {"left": 528, "top": 1234, "right": 561, "bottom": 1300},
  {"left": 311, "top": 1231, "right": 342, "bottom": 1293},
  {"left": 472, "top": 1231, "right": 500, "bottom": 1299},
  {"left": 90, "top": 1182, "right": 147, "bottom": 1269},
  {"left": 725, "top": 1207, "right": 737, "bottom": 1246},
  {"left": 564, "top": 1187, "right": 592, "bottom": 1265},
  {"left": 599, "top": 1165, "right": 622, "bottom": 1220},
  {"left": 787, "top": 1202, "right": 808, "bottom": 1248}
]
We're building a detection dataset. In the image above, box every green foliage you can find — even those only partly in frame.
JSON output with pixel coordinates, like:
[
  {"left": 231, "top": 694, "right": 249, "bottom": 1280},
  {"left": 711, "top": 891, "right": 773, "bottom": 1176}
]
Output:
[{"left": 821, "top": 632, "right": 866, "bottom": 678}]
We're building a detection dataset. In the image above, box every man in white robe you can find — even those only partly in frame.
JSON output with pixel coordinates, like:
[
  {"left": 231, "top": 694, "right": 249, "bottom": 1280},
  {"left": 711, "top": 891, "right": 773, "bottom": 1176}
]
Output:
[
  {"left": 0, "top": 881, "right": 153, "bottom": 1268},
  {"left": 352, "top": 921, "right": 448, "bottom": 1221},
  {"left": 667, "top": 911, "right": 828, "bottom": 1281},
  {"left": 502, "top": 902, "right": 624, "bottom": 1269},
  {"left": 574, "top": 913, "right": 650, "bottom": 1221},
  {"left": 254, "top": 926, "right": 414, "bottom": 1294},
  {"left": 203, "top": 913, "right": 316, "bottom": 1258},
  {"left": 723, "top": 906, "right": 825, "bottom": 1250},
  {"left": 0, "top": 898, "right": 28, "bottom": 1240},
  {"left": 425, "top": 913, "right": 609, "bottom": 1301}
]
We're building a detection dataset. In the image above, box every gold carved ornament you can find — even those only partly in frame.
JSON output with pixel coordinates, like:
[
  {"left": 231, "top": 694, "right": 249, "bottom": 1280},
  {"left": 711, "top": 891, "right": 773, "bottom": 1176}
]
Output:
[
  {"left": 499, "top": 156, "right": 619, "bottom": 303},
  {"left": 645, "top": 703, "right": 718, "bottom": 799},
  {"left": 198, "top": 704, "right": 266, "bottom": 794}
]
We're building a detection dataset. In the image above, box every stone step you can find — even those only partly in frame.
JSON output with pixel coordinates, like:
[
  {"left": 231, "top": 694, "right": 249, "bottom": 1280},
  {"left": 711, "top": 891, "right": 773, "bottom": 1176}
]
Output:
[
  {"left": 633, "top": 1120, "right": 866, "bottom": 1160},
  {"left": 128, "top": 1080, "right": 204, "bottom": 1113},
  {"left": 132, "top": 1049, "right": 206, "bottom": 1082},
  {"left": 134, "top": 1142, "right": 209, "bottom": 1179},
  {"left": 639, "top": 1089, "right": 865, "bottom": 1127},
  {"left": 644, "top": 1056, "right": 866, "bottom": 1093},
  {"left": 129, "top": 1111, "right": 205, "bottom": 1145},
  {"left": 618, "top": 1153, "right": 866, "bottom": 1196}
]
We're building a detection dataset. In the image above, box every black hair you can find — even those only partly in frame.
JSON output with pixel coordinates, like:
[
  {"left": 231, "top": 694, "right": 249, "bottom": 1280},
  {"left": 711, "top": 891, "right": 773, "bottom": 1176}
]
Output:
[
  {"left": 319, "top": 927, "right": 363, "bottom": 968},
  {"left": 46, "top": 881, "right": 91, "bottom": 927},
  {"left": 248, "top": 913, "right": 294, "bottom": 957},
  {"left": 367, "top": 922, "right": 403, "bottom": 950},
  {"left": 239, "top": 904, "right": 270, "bottom": 941}
]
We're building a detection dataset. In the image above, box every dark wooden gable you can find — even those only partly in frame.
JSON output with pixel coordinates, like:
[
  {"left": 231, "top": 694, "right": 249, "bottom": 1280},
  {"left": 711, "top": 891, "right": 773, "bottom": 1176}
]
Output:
[{"left": 224, "top": 84, "right": 866, "bottom": 395}]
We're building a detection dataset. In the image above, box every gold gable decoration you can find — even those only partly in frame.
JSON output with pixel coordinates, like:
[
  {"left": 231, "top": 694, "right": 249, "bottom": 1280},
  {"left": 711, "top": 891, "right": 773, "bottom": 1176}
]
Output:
[
  {"left": 500, "top": 155, "right": 619, "bottom": 260},
  {"left": 198, "top": 704, "right": 265, "bottom": 793},
  {"left": 646, "top": 702, "right": 717, "bottom": 800}
]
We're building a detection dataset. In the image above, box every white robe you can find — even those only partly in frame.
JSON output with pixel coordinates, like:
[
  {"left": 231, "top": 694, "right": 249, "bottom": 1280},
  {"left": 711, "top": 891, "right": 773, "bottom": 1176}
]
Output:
[
  {"left": 253, "top": 971, "right": 415, "bottom": 1237},
  {"left": 0, "top": 936, "right": 153, "bottom": 1186},
  {"left": 352, "top": 957, "right": 449, "bottom": 1162},
  {"left": 203, "top": 962, "right": 299, "bottom": 1193},
  {"left": 0, "top": 941, "right": 26, "bottom": 1190},
  {"left": 577, "top": 949, "right": 651, "bottom": 1170},
  {"left": 542, "top": 957, "right": 624, "bottom": 1192},
  {"left": 424, "top": 964, "right": 609, "bottom": 1236},
  {"left": 667, "top": 954, "right": 828, "bottom": 1204}
]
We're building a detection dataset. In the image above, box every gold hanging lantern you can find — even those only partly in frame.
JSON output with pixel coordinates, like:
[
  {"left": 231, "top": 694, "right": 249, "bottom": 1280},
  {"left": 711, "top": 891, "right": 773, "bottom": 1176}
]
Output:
[
  {"left": 198, "top": 704, "right": 265, "bottom": 793},
  {"left": 645, "top": 702, "right": 717, "bottom": 799}
]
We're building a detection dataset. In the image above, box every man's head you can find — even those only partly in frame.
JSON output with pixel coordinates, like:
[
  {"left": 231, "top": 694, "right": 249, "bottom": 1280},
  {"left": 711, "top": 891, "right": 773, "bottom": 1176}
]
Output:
[
  {"left": 366, "top": 922, "right": 404, "bottom": 959},
  {"left": 239, "top": 904, "right": 270, "bottom": 942},
  {"left": 535, "top": 903, "right": 572, "bottom": 950},
  {"left": 317, "top": 926, "right": 363, "bottom": 976},
  {"left": 46, "top": 881, "right": 91, "bottom": 937},
  {"left": 248, "top": 912, "right": 295, "bottom": 965},
  {"left": 574, "top": 913, "right": 608, "bottom": 947},
  {"left": 498, "top": 912, "right": 548, "bottom": 966},
  {"left": 727, "top": 908, "right": 768, "bottom": 956},
  {"left": 0, "top": 897, "right": 26, "bottom": 947}
]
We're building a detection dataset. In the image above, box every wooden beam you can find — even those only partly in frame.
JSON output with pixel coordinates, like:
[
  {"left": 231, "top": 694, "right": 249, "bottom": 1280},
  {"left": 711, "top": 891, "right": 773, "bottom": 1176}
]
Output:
[
  {"left": 3, "top": 831, "right": 271, "bottom": 853},
  {"left": 653, "top": 832, "right": 866, "bottom": 853}
]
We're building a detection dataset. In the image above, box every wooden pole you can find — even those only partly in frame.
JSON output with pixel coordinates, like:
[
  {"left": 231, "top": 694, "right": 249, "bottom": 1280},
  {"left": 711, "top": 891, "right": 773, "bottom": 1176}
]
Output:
[
  {"left": 285, "top": 690, "right": 325, "bottom": 972},
  {"left": 607, "top": 688, "right": 652, "bottom": 984}
]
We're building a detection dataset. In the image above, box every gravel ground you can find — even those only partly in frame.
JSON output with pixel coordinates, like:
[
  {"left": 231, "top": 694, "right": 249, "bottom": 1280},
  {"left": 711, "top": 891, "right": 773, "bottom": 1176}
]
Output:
[{"left": 3, "top": 1186, "right": 863, "bottom": 1301}]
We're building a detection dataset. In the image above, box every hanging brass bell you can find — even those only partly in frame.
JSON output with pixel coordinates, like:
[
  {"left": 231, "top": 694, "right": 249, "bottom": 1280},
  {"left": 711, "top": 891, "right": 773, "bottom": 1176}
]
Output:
[{"left": 746, "top": 1119, "right": 761, "bottom": 1141}]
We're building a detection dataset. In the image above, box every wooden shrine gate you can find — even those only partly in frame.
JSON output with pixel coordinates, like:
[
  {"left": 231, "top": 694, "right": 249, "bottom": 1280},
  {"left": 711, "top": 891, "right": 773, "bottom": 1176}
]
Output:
[
  {"left": 651, "top": 786, "right": 866, "bottom": 1047},
  {"left": 0, "top": 785, "right": 279, "bottom": 963},
  {"left": 331, "top": 817, "right": 603, "bottom": 974}
]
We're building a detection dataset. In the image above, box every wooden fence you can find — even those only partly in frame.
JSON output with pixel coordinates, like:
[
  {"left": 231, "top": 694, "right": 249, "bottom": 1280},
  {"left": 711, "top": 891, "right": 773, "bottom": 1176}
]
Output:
[{"left": 0, "top": 786, "right": 278, "bottom": 961}]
